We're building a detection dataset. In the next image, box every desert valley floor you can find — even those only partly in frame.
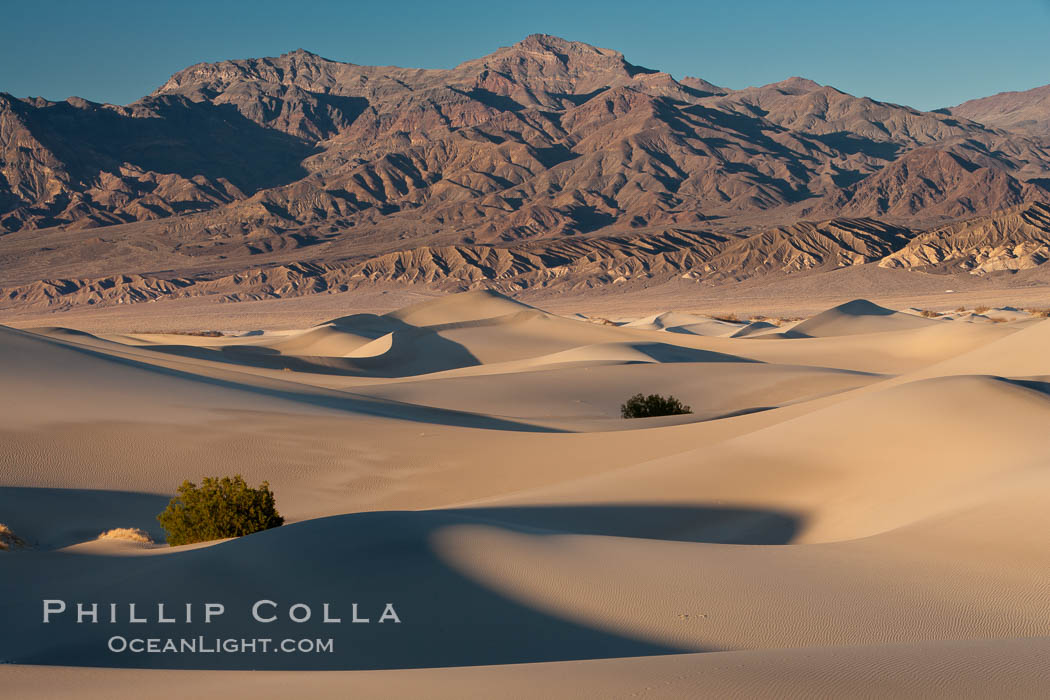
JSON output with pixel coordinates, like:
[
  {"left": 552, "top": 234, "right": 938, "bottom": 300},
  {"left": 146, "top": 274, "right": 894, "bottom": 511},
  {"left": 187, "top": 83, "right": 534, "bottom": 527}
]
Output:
[{"left": 2, "top": 289, "right": 1050, "bottom": 698}]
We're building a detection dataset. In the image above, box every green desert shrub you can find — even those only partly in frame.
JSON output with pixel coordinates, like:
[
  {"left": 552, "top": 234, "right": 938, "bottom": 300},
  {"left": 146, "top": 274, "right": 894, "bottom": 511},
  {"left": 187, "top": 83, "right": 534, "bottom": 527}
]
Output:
[
  {"left": 157, "top": 475, "right": 283, "bottom": 546},
  {"left": 620, "top": 393, "right": 692, "bottom": 419}
]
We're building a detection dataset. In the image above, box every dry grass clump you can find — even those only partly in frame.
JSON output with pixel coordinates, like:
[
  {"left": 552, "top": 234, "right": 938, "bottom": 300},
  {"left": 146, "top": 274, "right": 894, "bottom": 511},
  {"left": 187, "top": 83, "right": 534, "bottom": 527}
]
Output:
[
  {"left": 955, "top": 306, "right": 966, "bottom": 313},
  {"left": 1024, "top": 308, "right": 1050, "bottom": 318},
  {"left": 711, "top": 313, "right": 740, "bottom": 323},
  {"left": 974, "top": 305, "right": 991, "bottom": 314},
  {"left": 770, "top": 317, "right": 802, "bottom": 326},
  {"left": 0, "top": 523, "right": 27, "bottom": 551},
  {"left": 918, "top": 309, "right": 943, "bottom": 318},
  {"left": 97, "top": 527, "right": 154, "bottom": 544}
]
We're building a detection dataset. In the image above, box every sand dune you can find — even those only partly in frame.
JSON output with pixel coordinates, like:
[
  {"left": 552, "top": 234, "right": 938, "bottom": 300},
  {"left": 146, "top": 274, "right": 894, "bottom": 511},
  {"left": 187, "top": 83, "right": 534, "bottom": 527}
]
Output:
[
  {"left": 1, "top": 291, "right": 1048, "bottom": 697},
  {"left": 5, "top": 639, "right": 1050, "bottom": 699},
  {"left": 786, "top": 298, "right": 936, "bottom": 337},
  {"left": 266, "top": 324, "right": 379, "bottom": 357},
  {"left": 623, "top": 311, "right": 746, "bottom": 337},
  {"left": 730, "top": 319, "right": 780, "bottom": 337},
  {"left": 384, "top": 289, "right": 535, "bottom": 327}
]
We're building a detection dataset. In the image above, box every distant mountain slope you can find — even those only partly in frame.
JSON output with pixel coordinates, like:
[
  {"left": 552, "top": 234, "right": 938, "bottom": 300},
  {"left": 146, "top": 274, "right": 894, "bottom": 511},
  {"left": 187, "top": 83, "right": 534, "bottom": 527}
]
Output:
[
  {"left": 950, "top": 83, "right": 1050, "bottom": 136},
  {"left": 700, "top": 219, "right": 913, "bottom": 281},
  {"left": 810, "top": 148, "right": 1050, "bottom": 223},
  {"left": 880, "top": 202, "right": 1050, "bottom": 274},
  {"left": 2, "top": 34, "right": 1050, "bottom": 309}
]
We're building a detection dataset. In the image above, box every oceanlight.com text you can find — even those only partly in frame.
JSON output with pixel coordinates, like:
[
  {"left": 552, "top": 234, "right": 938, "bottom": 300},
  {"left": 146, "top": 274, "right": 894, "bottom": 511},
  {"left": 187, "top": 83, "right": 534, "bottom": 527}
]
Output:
[{"left": 107, "top": 636, "right": 334, "bottom": 654}]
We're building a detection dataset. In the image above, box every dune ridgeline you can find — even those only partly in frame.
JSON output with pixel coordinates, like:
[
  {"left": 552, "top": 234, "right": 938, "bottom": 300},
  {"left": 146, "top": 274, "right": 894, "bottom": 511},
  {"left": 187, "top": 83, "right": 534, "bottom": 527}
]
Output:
[{"left": 2, "top": 289, "right": 1050, "bottom": 698}]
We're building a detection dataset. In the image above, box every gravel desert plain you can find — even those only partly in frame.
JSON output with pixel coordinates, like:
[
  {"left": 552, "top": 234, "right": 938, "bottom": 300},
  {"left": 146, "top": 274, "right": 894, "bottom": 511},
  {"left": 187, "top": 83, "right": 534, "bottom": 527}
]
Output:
[{"left": 3, "top": 29, "right": 1050, "bottom": 700}]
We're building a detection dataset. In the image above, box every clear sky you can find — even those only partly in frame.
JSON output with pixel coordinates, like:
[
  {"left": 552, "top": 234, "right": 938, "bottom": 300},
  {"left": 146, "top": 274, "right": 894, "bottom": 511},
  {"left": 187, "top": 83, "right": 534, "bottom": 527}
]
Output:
[{"left": 3, "top": 0, "right": 1049, "bottom": 111}]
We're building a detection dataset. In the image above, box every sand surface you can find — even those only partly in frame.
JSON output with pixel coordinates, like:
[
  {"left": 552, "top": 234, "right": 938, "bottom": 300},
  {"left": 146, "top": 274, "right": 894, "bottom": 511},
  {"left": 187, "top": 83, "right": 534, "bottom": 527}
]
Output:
[{"left": 2, "top": 290, "right": 1049, "bottom": 698}]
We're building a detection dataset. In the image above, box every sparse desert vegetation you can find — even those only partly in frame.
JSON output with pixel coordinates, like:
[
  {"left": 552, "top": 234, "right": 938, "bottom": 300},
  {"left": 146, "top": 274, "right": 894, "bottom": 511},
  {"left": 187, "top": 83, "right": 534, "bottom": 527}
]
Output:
[
  {"left": 5, "top": 289, "right": 1050, "bottom": 697},
  {"left": 132, "top": 329, "right": 225, "bottom": 337},
  {"left": 0, "top": 523, "right": 26, "bottom": 551},
  {"left": 157, "top": 475, "right": 284, "bottom": 546},
  {"left": 621, "top": 393, "right": 693, "bottom": 419},
  {"left": 169, "top": 330, "right": 225, "bottom": 337},
  {"left": 97, "top": 528, "right": 154, "bottom": 544}
]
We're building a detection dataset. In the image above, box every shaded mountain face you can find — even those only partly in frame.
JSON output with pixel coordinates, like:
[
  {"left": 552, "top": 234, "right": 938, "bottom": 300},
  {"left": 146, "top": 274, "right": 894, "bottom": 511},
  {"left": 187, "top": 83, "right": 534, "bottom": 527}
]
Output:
[
  {"left": 2, "top": 34, "right": 1050, "bottom": 310},
  {"left": 808, "top": 148, "right": 1050, "bottom": 223}
]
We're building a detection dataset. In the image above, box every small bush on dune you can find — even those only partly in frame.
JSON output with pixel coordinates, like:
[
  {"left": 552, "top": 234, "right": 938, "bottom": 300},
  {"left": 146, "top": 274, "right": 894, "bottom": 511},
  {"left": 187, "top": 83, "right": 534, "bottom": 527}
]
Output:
[
  {"left": 918, "top": 309, "right": 942, "bottom": 318},
  {"left": 621, "top": 393, "right": 692, "bottom": 419},
  {"left": 0, "top": 523, "right": 26, "bottom": 551},
  {"left": 171, "top": 330, "right": 224, "bottom": 338},
  {"left": 98, "top": 527, "right": 154, "bottom": 544},
  {"left": 157, "top": 475, "right": 284, "bottom": 546}
]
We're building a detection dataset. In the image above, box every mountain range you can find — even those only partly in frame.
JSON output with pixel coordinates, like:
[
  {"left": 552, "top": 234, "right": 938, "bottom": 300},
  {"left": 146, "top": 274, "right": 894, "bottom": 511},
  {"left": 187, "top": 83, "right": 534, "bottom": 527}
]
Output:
[{"left": 2, "top": 34, "right": 1050, "bottom": 310}]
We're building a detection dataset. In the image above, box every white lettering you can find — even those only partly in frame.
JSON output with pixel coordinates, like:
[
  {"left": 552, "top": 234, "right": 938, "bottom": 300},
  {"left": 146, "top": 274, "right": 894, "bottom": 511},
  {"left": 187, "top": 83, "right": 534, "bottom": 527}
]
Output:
[
  {"left": 252, "top": 600, "right": 277, "bottom": 623},
  {"left": 157, "top": 603, "right": 175, "bottom": 623},
  {"left": 42, "top": 599, "right": 66, "bottom": 623},
  {"left": 289, "top": 603, "right": 311, "bottom": 623},
  {"left": 379, "top": 603, "right": 401, "bottom": 623},
  {"left": 77, "top": 602, "right": 98, "bottom": 623},
  {"left": 204, "top": 603, "right": 224, "bottom": 623}
]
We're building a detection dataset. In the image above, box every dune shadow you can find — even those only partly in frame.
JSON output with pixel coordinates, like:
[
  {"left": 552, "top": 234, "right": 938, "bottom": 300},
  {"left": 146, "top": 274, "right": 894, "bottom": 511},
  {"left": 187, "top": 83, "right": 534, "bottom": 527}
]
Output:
[
  {"left": 1000, "top": 378, "right": 1050, "bottom": 397},
  {"left": 630, "top": 342, "right": 761, "bottom": 364},
  {"left": 0, "top": 487, "right": 170, "bottom": 549},
  {"left": 448, "top": 503, "right": 799, "bottom": 545},
  {"left": 17, "top": 327, "right": 563, "bottom": 432},
  {"left": 141, "top": 315, "right": 483, "bottom": 379},
  {"left": 0, "top": 503, "right": 801, "bottom": 670}
]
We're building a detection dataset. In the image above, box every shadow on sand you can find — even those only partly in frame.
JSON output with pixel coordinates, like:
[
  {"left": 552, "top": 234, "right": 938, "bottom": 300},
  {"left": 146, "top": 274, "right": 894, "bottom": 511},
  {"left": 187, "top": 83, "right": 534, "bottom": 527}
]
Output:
[
  {"left": 11, "top": 326, "right": 564, "bottom": 433},
  {"left": 0, "top": 498, "right": 802, "bottom": 670}
]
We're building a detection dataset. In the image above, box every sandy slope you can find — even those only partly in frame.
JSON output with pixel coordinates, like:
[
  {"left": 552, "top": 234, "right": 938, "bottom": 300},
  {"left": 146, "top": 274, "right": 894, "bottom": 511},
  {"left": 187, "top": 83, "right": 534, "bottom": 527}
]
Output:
[
  {"left": 1, "top": 291, "right": 1048, "bottom": 697},
  {"left": 5, "top": 638, "right": 1050, "bottom": 700}
]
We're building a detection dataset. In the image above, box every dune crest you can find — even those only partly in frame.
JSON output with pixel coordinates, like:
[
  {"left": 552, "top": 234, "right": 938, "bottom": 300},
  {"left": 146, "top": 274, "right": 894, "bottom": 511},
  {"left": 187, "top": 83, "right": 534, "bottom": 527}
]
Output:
[{"left": 1, "top": 291, "right": 1049, "bottom": 696}]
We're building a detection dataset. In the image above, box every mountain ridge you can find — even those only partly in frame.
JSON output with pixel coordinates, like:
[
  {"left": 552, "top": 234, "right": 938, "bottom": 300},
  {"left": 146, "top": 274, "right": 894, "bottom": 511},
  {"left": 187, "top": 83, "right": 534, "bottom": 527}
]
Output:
[{"left": 2, "top": 35, "right": 1050, "bottom": 310}]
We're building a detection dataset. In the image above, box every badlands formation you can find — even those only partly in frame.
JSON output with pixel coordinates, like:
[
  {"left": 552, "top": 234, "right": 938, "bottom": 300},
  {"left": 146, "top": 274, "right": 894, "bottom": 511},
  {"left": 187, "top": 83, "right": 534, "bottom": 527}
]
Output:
[
  {"left": 5, "top": 35, "right": 1050, "bottom": 314},
  {"left": 2, "top": 289, "right": 1050, "bottom": 698}
]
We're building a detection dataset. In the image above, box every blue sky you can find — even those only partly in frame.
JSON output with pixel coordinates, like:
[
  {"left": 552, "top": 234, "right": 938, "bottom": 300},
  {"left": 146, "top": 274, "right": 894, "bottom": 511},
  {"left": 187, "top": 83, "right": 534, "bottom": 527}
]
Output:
[{"left": 2, "top": 0, "right": 1049, "bottom": 111}]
